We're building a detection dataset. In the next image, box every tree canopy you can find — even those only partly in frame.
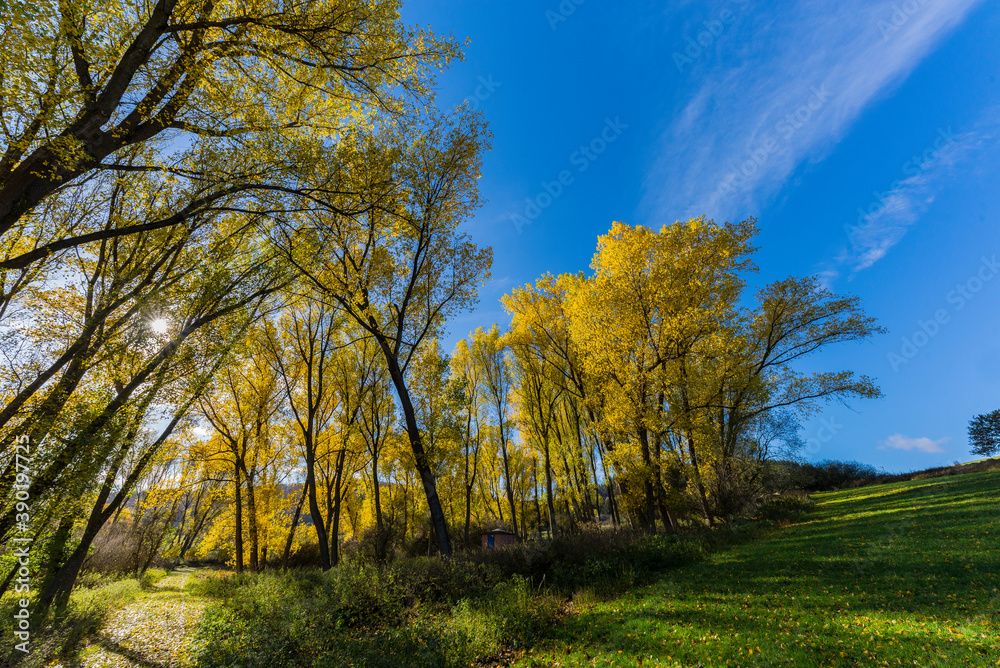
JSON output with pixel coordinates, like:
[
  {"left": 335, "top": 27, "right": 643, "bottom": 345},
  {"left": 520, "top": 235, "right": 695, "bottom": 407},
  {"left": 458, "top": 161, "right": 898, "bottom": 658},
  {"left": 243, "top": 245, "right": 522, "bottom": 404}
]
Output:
[{"left": 0, "top": 1, "right": 889, "bottom": 621}]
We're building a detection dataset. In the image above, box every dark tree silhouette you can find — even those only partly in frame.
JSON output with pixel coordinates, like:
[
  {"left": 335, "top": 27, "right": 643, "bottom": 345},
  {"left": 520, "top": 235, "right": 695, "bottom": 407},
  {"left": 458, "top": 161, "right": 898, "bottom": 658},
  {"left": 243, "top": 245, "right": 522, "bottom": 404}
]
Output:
[{"left": 968, "top": 409, "right": 1000, "bottom": 456}]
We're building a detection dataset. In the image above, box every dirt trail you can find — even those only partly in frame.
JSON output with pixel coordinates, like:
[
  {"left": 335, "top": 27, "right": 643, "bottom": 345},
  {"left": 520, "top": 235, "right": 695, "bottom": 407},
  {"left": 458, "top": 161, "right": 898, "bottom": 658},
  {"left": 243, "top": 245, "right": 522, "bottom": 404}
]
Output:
[{"left": 66, "top": 567, "right": 209, "bottom": 668}]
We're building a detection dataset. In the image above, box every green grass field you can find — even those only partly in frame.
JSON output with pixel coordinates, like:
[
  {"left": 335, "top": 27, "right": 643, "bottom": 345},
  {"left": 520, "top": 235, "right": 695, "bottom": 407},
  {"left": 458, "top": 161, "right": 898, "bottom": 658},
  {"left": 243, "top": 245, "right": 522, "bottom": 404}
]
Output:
[
  {"left": 513, "top": 470, "right": 1000, "bottom": 668},
  {"left": 14, "top": 470, "right": 996, "bottom": 667}
]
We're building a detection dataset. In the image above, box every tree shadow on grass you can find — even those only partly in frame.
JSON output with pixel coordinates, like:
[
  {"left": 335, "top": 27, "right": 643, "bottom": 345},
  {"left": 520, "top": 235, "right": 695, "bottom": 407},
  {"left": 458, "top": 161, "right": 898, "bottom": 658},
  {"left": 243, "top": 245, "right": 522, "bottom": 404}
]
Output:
[
  {"left": 57, "top": 636, "right": 172, "bottom": 668},
  {"left": 520, "top": 471, "right": 1000, "bottom": 667},
  {"left": 536, "top": 605, "right": 996, "bottom": 667}
]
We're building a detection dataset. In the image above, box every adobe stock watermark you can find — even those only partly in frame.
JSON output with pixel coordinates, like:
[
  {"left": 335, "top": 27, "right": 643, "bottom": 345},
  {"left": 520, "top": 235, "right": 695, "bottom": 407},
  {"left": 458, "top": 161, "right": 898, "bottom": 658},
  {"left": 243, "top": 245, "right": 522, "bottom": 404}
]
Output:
[
  {"left": 714, "top": 84, "right": 831, "bottom": 197},
  {"left": 545, "top": 0, "right": 586, "bottom": 30},
  {"left": 464, "top": 75, "right": 501, "bottom": 110},
  {"left": 12, "top": 434, "right": 32, "bottom": 654},
  {"left": 510, "top": 117, "right": 628, "bottom": 233},
  {"left": 887, "top": 255, "right": 1000, "bottom": 372},
  {"left": 844, "top": 127, "right": 957, "bottom": 246},
  {"left": 672, "top": 0, "right": 751, "bottom": 74},
  {"left": 803, "top": 415, "right": 844, "bottom": 456},
  {"left": 876, "top": 0, "right": 931, "bottom": 41}
]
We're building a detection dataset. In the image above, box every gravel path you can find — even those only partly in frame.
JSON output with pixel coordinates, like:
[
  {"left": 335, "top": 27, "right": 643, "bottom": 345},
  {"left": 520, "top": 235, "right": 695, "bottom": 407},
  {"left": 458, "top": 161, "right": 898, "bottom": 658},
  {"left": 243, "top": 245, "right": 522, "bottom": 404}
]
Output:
[{"left": 67, "top": 568, "right": 208, "bottom": 668}]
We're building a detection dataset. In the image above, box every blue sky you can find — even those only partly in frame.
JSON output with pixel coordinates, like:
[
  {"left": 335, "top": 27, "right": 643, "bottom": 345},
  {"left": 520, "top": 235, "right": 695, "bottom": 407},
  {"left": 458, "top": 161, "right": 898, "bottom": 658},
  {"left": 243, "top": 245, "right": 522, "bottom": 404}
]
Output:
[{"left": 401, "top": 0, "right": 1000, "bottom": 472}]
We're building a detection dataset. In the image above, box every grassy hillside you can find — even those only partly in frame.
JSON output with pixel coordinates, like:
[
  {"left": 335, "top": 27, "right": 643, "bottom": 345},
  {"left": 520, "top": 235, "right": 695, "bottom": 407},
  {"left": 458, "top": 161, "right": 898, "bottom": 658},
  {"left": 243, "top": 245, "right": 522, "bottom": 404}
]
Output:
[
  {"left": 16, "top": 470, "right": 995, "bottom": 667},
  {"left": 513, "top": 470, "right": 1000, "bottom": 667}
]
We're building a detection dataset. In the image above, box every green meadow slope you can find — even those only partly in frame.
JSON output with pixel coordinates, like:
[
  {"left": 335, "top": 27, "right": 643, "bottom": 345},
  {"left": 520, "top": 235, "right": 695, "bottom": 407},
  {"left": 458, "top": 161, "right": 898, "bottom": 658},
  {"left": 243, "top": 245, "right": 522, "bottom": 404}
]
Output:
[{"left": 514, "top": 470, "right": 1000, "bottom": 668}]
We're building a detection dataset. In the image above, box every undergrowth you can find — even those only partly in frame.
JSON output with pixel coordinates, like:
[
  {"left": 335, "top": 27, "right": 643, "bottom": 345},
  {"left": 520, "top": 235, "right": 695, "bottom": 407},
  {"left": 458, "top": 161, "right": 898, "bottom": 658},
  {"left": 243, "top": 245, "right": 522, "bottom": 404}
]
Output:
[{"left": 189, "top": 495, "right": 813, "bottom": 667}]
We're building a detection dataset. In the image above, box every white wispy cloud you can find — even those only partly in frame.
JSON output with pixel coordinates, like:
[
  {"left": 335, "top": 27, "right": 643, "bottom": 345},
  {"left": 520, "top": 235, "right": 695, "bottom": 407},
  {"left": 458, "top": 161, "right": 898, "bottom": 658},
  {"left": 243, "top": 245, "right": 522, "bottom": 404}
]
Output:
[
  {"left": 878, "top": 433, "right": 949, "bottom": 453},
  {"left": 831, "top": 128, "right": 979, "bottom": 276},
  {"left": 641, "top": 0, "right": 986, "bottom": 226}
]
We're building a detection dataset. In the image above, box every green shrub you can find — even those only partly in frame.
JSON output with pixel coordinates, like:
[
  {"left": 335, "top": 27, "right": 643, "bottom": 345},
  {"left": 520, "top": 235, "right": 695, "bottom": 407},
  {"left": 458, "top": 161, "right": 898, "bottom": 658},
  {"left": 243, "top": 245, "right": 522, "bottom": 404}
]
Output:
[
  {"left": 774, "top": 459, "right": 886, "bottom": 491},
  {"left": 753, "top": 494, "right": 816, "bottom": 523},
  {"left": 450, "top": 575, "right": 560, "bottom": 656},
  {"left": 191, "top": 505, "right": 813, "bottom": 666},
  {"left": 190, "top": 566, "right": 536, "bottom": 668}
]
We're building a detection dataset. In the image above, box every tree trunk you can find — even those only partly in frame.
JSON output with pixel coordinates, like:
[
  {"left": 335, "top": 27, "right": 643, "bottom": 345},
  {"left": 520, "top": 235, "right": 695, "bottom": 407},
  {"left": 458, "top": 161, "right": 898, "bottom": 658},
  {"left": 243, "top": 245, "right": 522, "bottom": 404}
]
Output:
[
  {"left": 372, "top": 457, "right": 383, "bottom": 531},
  {"left": 401, "top": 473, "right": 409, "bottom": 542},
  {"left": 595, "top": 438, "right": 621, "bottom": 527},
  {"left": 543, "top": 440, "right": 557, "bottom": 538},
  {"left": 35, "top": 504, "right": 105, "bottom": 615},
  {"left": 233, "top": 461, "right": 244, "bottom": 574},
  {"left": 330, "top": 447, "right": 348, "bottom": 566},
  {"left": 281, "top": 484, "right": 308, "bottom": 569},
  {"left": 306, "top": 451, "right": 331, "bottom": 570},
  {"left": 532, "top": 457, "right": 543, "bottom": 538},
  {"left": 499, "top": 437, "right": 518, "bottom": 538},
  {"left": 679, "top": 365, "right": 714, "bottom": 527},
  {"left": 35, "top": 529, "right": 94, "bottom": 615},
  {"left": 637, "top": 425, "right": 657, "bottom": 533},
  {"left": 462, "top": 411, "right": 476, "bottom": 548},
  {"left": 245, "top": 469, "right": 259, "bottom": 573},
  {"left": 685, "top": 431, "right": 715, "bottom": 527},
  {"left": 35, "top": 516, "right": 74, "bottom": 607},
  {"left": 0, "top": 561, "right": 17, "bottom": 600},
  {"left": 379, "top": 343, "right": 451, "bottom": 556},
  {"left": 180, "top": 501, "right": 214, "bottom": 560},
  {"left": 652, "top": 426, "right": 677, "bottom": 534},
  {"left": 486, "top": 474, "right": 506, "bottom": 522},
  {"left": 570, "top": 406, "right": 599, "bottom": 522},
  {"left": 520, "top": 497, "right": 527, "bottom": 538},
  {"left": 464, "top": 487, "right": 472, "bottom": 549}
]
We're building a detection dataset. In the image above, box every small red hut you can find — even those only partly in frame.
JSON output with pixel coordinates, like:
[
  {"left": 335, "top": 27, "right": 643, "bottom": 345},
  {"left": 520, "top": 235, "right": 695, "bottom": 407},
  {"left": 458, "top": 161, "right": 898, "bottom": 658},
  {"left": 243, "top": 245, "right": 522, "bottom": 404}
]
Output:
[{"left": 481, "top": 529, "right": 518, "bottom": 549}]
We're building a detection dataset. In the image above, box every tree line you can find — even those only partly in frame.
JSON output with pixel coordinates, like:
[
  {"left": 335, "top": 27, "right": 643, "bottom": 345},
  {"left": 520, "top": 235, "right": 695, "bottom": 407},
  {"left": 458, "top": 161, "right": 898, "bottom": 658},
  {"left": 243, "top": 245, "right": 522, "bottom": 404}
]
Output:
[{"left": 0, "top": 0, "right": 883, "bottom": 616}]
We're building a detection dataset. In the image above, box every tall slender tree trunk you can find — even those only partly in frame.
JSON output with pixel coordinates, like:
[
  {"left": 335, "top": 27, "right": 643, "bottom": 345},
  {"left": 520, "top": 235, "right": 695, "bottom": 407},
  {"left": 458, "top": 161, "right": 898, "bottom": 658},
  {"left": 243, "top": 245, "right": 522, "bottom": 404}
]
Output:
[
  {"left": 499, "top": 437, "right": 518, "bottom": 538},
  {"left": 378, "top": 341, "right": 451, "bottom": 556},
  {"left": 679, "top": 364, "right": 714, "bottom": 526},
  {"left": 464, "top": 485, "right": 474, "bottom": 549},
  {"left": 532, "top": 457, "right": 543, "bottom": 538},
  {"left": 685, "top": 431, "right": 715, "bottom": 527},
  {"left": 401, "top": 474, "right": 409, "bottom": 542},
  {"left": 543, "top": 439, "right": 557, "bottom": 538},
  {"left": 36, "top": 465, "right": 126, "bottom": 613},
  {"left": 330, "top": 447, "right": 347, "bottom": 566},
  {"left": 594, "top": 437, "right": 621, "bottom": 527},
  {"left": 487, "top": 475, "right": 506, "bottom": 523},
  {"left": 564, "top": 498, "right": 577, "bottom": 534},
  {"left": 651, "top": 419, "right": 677, "bottom": 534},
  {"left": 607, "top": 478, "right": 621, "bottom": 527},
  {"left": 463, "top": 465, "right": 477, "bottom": 549},
  {"left": 281, "top": 484, "right": 308, "bottom": 569},
  {"left": 553, "top": 419, "right": 584, "bottom": 523},
  {"left": 461, "top": 412, "right": 474, "bottom": 548},
  {"left": 36, "top": 408, "right": 185, "bottom": 613},
  {"left": 234, "top": 462, "right": 244, "bottom": 574},
  {"left": 557, "top": 448, "right": 584, "bottom": 524},
  {"left": 372, "top": 457, "right": 383, "bottom": 530},
  {"left": 244, "top": 470, "right": 259, "bottom": 573},
  {"left": 180, "top": 502, "right": 213, "bottom": 560},
  {"left": 520, "top": 497, "right": 527, "bottom": 538},
  {"left": 305, "top": 453, "right": 331, "bottom": 570},
  {"left": 637, "top": 425, "right": 657, "bottom": 533},
  {"left": 570, "top": 405, "right": 599, "bottom": 522}
]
